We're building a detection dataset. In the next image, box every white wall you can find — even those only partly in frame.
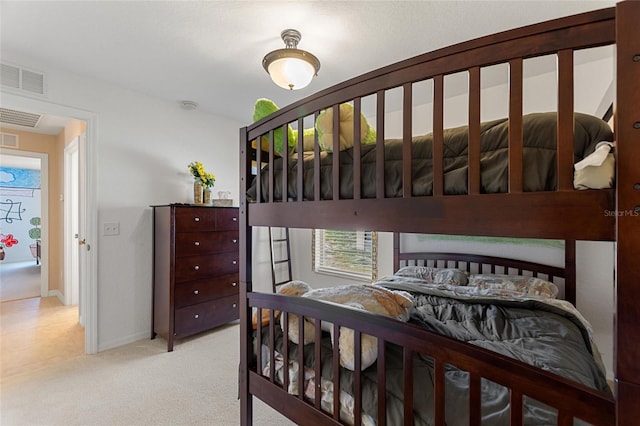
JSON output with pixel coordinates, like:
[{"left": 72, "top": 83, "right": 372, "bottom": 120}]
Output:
[{"left": 1, "top": 52, "right": 242, "bottom": 351}]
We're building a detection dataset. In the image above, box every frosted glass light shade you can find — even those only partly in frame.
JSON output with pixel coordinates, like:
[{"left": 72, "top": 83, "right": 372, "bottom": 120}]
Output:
[{"left": 267, "top": 57, "right": 316, "bottom": 90}]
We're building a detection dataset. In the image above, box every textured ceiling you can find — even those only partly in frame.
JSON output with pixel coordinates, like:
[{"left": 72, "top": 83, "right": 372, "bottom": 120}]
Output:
[{"left": 0, "top": 1, "right": 615, "bottom": 126}]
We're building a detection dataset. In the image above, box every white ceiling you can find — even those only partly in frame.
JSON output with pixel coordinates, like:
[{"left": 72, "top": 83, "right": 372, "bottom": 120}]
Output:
[{"left": 0, "top": 0, "right": 616, "bottom": 128}]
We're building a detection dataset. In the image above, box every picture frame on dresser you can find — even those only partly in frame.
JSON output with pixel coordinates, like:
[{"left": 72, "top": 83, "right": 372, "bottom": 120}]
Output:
[{"left": 151, "top": 204, "right": 240, "bottom": 351}]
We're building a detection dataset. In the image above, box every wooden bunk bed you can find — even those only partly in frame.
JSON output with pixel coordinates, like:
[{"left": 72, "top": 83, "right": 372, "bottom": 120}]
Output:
[{"left": 239, "top": 2, "right": 639, "bottom": 424}]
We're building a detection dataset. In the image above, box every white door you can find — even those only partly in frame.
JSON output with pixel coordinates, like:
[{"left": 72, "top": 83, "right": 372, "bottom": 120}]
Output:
[
  {"left": 77, "top": 132, "right": 88, "bottom": 326},
  {"left": 64, "top": 138, "right": 80, "bottom": 308}
]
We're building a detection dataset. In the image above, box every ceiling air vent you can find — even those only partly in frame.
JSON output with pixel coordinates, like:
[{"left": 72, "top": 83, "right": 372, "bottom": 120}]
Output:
[
  {"left": 1, "top": 62, "right": 46, "bottom": 96},
  {"left": 0, "top": 132, "right": 19, "bottom": 148},
  {"left": 0, "top": 108, "right": 43, "bottom": 128}
]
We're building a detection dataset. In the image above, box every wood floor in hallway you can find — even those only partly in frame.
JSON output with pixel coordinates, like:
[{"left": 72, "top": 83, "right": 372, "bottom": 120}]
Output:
[{"left": 1, "top": 297, "right": 84, "bottom": 381}]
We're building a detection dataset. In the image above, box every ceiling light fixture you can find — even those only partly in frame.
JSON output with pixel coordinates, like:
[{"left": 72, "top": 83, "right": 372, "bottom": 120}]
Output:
[{"left": 263, "top": 29, "right": 320, "bottom": 91}]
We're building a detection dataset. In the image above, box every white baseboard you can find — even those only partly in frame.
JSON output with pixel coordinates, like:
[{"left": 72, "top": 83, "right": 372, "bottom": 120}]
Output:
[
  {"left": 48, "top": 289, "right": 63, "bottom": 303},
  {"left": 98, "top": 331, "right": 151, "bottom": 352}
]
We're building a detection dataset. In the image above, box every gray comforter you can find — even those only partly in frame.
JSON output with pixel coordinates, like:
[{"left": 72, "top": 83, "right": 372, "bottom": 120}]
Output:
[
  {"left": 247, "top": 112, "right": 613, "bottom": 202},
  {"left": 254, "top": 276, "right": 611, "bottom": 425}
]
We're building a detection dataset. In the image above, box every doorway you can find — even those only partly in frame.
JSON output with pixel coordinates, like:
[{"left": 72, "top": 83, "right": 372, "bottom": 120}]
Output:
[
  {"left": 0, "top": 150, "right": 48, "bottom": 301},
  {"left": 1, "top": 92, "right": 98, "bottom": 354}
]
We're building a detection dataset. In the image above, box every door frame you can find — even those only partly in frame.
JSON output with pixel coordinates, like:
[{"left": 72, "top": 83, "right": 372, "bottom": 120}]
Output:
[{"left": 2, "top": 92, "right": 99, "bottom": 354}]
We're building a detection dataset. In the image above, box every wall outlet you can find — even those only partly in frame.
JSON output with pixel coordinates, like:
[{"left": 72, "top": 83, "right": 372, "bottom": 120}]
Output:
[{"left": 104, "top": 222, "right": 120, "bottom": 236}]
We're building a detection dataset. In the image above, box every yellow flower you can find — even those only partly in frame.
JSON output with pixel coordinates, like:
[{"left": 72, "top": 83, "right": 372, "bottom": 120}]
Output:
[{"left": 188, "top": 162, "right": 216, "bottom": 187}]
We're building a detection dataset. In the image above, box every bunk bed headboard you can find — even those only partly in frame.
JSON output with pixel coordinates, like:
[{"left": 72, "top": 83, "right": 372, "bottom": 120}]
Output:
[{"left": 392, "top": 233, "right": 577, "bottom": 304}]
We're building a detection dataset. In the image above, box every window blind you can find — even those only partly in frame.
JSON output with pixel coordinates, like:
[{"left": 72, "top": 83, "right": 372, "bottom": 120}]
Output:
[{"left": 313, "top": 229, "right": 377, "bottom": 281}]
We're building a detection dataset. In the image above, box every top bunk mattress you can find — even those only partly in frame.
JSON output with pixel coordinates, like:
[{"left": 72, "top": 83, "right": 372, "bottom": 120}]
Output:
[{"left": 247, "top": 112, "right": 613, "bottom": 202}]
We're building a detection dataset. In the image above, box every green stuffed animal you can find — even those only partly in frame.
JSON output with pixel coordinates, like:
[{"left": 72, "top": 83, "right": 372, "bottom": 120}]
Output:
[
  {"left": 253, "top": 98, "right": 314, "bottom": 155},
  {"left": 253, "top": 98, "right": 377, "bottom": 155},
  {"left": 315, "top": 103, "right": 377, "bottom": 152}
]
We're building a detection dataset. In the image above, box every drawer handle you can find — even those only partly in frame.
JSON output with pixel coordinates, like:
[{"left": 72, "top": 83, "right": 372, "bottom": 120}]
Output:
[
  {"left": 194, "top": 290, "right": 199, "bottom": 295},
  {"left": 194, "top": 217, "right": 200, "bottom": 222},
  {"left": 232, "top": 239, "right": 237, "bottom": 244},
  {"left": 232, "top": 260, "right": 237, "bottom": 265},
  {"left": 194, "top": 314, "right": 199, "bottom": 319},
  {"left": 194, "top": 265, "right": 200, "bottom": 270},
  {"left": 194, "top": 241, "right": 200, "bottom": 246},
  {"left": 232, "top": 217, "right": 237, "bottom": 222},
  {"left": 232, "top": 282, "right": 237, "bottom": 287},
  {"left": 232, "top": 303, "right": 237, "bottom": 308}
]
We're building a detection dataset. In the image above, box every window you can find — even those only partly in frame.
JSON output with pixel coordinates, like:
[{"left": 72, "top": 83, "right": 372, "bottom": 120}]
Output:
[{"left": 312, "top": 230, "right": 377, "bottom": 281}]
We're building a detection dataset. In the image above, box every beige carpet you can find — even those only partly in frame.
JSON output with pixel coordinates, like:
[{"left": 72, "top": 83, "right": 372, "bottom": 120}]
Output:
[
  {"left": 0, "top": 261, "right": 41, "bottom": 302},
  {"left": 1, "top": 302, "right": 295, "bottom": 426}
]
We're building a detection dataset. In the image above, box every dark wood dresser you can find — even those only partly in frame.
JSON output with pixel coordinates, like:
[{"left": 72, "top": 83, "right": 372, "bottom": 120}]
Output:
[{"left": 152, "top": 204, "right": 239, "bottom": 351}]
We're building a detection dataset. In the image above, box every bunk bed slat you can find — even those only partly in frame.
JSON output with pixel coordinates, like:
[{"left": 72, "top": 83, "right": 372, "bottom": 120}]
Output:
[
  {"left": 268, "top": 130, "right": 275, "bottom": 203},
  {"left": 468, "top": 66, "right": 481, "bottom": 195},
  {"left": 434, "top": 359, "right": 445, "bottom": 426},
  {"left": 376, "top": 90, "right": 385, "bottom": 199},
  {"left": 377, "top": 339, "right": 386, "bottom": 426},
  {"left": 256, "top": 308, "right": 263, "bottom": 378},
  {"left": 269, "top": 310, "right": 276, "bottom": 382},
  {"left": 353, "top": 98, "right": 362, "bottom": 200},
  {"left": 402, "top": 83, "right": 413, "bottom": 198},
  {"left": 297, "top": 313, "right": 304, "bottom": 400},
  {"left": 255, "top": 132, "right": 263, "bottom": 204},
  {"left": 332, "top": 106, "right": 340, "bottom": 201},
  {"left": 558, "top": 412, "right": 572, "bottom": 426},
  {"left": 564, "top": 239, "right": 576, "bottom": 305},
  {"left": 510, "top": 389, "right": 523, "bottom": 425},
  {"left": 508, "top": 58, "right": 524, "bottom": 193},
  {"left": 314, "top": 112, "right": 321, "bottom": 201},
  {"left": 403, "top": 348, "right": 414, "bottom": 426},
  {"left": 332, "top": 325, "right": 340, "bottom": 420},
  {"left": 433, "top": 74, "right": 444, "bottom": 197},
  {"left": 314, "top": 319, "right": 322, "bottom": 409},
  {"left": 354, "top": 330, "right": 362, "bottom": 426},
  {"left": 281, "top": 124, "right": 289, "bottom": 203},
  {"left": 557, "top": 49, "right": 575, "bottom": 191},
  {"left": 283, "top": 311, "right": 289, "bottom": 389},
  {"left": 297, "top": 117, "right": 304, "bottom": 202},
  {"left": 469, "top": 373, "right": 481, "bottom": 426}
]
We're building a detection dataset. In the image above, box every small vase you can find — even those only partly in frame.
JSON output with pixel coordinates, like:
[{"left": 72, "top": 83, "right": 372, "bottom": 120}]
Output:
[
  {"left": 193, "top": 181, "right": 204, "bottom": 204},
  {"left": 203, "top": 187, "right": 213, "bottom": 205}
]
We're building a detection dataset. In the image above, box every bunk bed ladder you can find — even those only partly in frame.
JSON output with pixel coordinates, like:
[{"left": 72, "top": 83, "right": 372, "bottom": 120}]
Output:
[{"left": 269, "top": 227, "right": 292, "bottom": 293}]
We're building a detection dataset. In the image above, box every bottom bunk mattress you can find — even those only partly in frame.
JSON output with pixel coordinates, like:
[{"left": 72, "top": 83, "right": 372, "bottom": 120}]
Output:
[
  {"left": 247, "top": 112, "right": 614, "bottom": 202},
  {"left": 252, "top": 274, "right": 611, "bottom": 425}
]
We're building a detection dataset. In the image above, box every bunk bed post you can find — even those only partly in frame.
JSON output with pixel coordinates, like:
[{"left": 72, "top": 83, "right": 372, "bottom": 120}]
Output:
[
  {"left": 614, "top": 1, "right": 640, "bottom": 423},
  {"left": 393, "top": 232, "right": 400, "bottom": 272},
  {"left": 564, "top": 239, "right": 576, "bottom": 306},
  {"left": 239, "top": 127, "right": 253, "bottom": 425}
]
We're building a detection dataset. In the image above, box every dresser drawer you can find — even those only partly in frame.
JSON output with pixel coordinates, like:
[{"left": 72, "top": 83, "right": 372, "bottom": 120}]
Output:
[
  {"left": 174, "top": 251, "right": 239, "bottom": 282},
  {"left": 216, "top": 208, "right": 239, "bottom": 231},
  {"left": 175, "top": 231, "right": 238, "bottom": 257},
  {"left": 174, "top": 273, "right": 239, "bottom": 308},
  {"left": 174, "top": 295, "right": 239, "bottom": 337},
  {"left": 175, "top": 207, "right": 216, "bottom": 232}
]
